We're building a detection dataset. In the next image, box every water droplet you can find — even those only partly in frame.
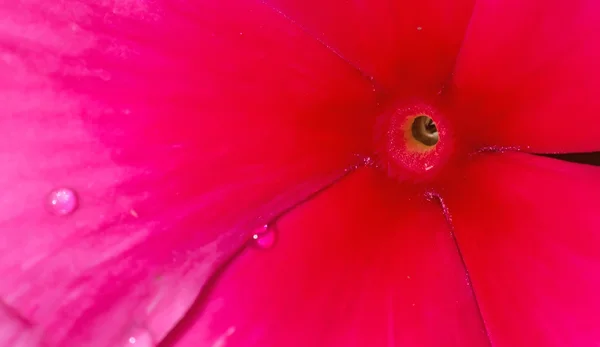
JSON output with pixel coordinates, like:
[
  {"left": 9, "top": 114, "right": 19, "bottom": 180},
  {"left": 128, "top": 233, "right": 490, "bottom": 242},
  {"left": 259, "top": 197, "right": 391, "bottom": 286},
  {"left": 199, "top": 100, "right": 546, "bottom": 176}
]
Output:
[
  {"left": 416, "top": 26, "right": 423, "bottom": 31},
  {"left": 252, "top": 225, "right": 276, "bottom": 249},
  {"left": 125, "top": 328, "right": 154, "bottom": 346},
  {"left": 46, "top": 188, "right": 78, "bottom": 216}
]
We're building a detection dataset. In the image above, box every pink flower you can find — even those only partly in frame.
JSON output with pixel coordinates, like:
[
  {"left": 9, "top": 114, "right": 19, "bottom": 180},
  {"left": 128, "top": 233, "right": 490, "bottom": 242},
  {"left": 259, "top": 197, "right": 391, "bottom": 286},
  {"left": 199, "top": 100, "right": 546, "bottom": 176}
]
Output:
[{"left": 1, "top": 0, "right": 600, "bottom": 346}]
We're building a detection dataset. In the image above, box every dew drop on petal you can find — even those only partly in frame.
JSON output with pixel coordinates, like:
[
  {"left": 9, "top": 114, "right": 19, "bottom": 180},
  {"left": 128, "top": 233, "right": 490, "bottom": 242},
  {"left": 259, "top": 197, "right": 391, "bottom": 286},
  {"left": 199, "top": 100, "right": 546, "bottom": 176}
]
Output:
[
  {"left": 125, "top": 328, "right": 154, "bottom": 347},
  {"left": 252, "top": 224, "right": 276, "bottom": 249},
  {"left": 46, "top": 187, "right": 78, "bottom": 216}
]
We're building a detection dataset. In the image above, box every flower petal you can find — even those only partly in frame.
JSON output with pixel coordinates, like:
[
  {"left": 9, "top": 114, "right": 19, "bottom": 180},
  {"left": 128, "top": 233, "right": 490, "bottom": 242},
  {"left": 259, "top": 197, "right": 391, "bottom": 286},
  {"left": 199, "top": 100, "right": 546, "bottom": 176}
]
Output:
[
  {"left": 448, "top": 0, "right": 600, "bottom": 152},
  {"left": 0, "top": 0, "right": 377, "bottom": 345},
  {"left": 441, "top": 153, "right": 600, "bottom": 346},
  {"left": 165, "top": 168, "right": 490, "bottom": 347},
  {"left": 263, "top": 0, "right": 476, "bottom": 94}
]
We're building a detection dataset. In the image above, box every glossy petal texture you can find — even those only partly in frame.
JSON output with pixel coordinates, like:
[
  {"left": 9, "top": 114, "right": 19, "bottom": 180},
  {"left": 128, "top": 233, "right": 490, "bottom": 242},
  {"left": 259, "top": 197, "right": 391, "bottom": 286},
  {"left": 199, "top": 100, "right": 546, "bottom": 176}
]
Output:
[
  {"left": 448, "top": 0, "right": 600, "bottom": 153},
  {"left": 264, "top": 0, "right": 475, "bottom": 94},
  {"left": 166, "top": 169, "right": 490, "bottom": 347},
  {"left": 441, "top": 153, "right": 600, "bottom": 346},
  {"left": 0, "top": 0, "right": 378, "bottom": 345}
]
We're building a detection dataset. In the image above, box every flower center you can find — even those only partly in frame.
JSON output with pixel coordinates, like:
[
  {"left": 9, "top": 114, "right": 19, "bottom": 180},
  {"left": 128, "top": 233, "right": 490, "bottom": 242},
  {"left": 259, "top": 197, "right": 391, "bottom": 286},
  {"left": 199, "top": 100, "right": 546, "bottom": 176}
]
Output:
[
  {"left": 411, "top": 115, "right": 439, "bottom": 146},
  {"left": 375, "top": 103, "right": 453, "bottom": 180}
]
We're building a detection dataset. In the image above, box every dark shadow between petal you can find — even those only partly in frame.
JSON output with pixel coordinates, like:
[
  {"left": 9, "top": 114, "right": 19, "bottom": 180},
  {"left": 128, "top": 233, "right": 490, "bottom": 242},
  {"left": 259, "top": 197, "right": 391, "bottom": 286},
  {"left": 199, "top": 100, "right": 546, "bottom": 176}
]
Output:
[{"left": 538, "top": 152, "right": 600, "bottom": 166}]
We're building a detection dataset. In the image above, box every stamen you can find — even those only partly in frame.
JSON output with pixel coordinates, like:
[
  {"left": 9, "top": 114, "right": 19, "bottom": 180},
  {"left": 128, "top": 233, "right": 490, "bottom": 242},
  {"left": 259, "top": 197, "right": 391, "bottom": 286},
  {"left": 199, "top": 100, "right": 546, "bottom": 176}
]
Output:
[{"left": 411, "top": 115, "right": 439, "bottom": 146}]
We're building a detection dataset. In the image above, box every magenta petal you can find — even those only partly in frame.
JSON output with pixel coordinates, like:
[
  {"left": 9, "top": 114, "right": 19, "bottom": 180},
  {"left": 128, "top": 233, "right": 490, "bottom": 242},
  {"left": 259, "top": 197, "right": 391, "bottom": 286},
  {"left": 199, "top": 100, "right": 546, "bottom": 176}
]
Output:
[
  {"left": 442, "top": 153, "right": 600, "bottom": 346},
  {"left": 265, "top": 0, "right": 475, "bottom": 94},
  {"left": 168, "top": 169, "right": 490, "bottom": 347},
  {"left": 449, "top": 0, "right": 600, "bottom": 152},
  {"left": 0, "top": 0, "right": 378, "bottom": 345}
]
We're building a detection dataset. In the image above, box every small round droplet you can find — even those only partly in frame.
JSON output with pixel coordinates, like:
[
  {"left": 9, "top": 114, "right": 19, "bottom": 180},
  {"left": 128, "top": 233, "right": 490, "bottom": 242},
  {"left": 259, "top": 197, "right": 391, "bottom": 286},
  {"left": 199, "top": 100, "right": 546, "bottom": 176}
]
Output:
[
  {"left": 125, "top": 328, "right": 154, "bottom": 347},
  {"left": 46, "top": 188, "right": 78, "bottom": 216},
  {"left": 252, "top": 225, "right": 276, "bottom": 249}
]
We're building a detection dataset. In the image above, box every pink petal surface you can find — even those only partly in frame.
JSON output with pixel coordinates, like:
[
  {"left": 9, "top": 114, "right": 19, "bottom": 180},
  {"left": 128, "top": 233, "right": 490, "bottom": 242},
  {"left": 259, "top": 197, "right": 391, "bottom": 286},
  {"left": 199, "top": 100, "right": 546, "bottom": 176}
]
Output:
[
  {"left": 441, "top": 152, "right": 600, "bottom": 346},
  {"left": 167, "top": 168, "right": 490, "bottom": 347},
  {"left": 0, "top": 0, "right": 378, "bottom": 345},
  {"left": 447, "top": 0, "right": 600, "bottom": 153},
  {"left": 264, "top": 0, "right": 475, "bottom": 94}
]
